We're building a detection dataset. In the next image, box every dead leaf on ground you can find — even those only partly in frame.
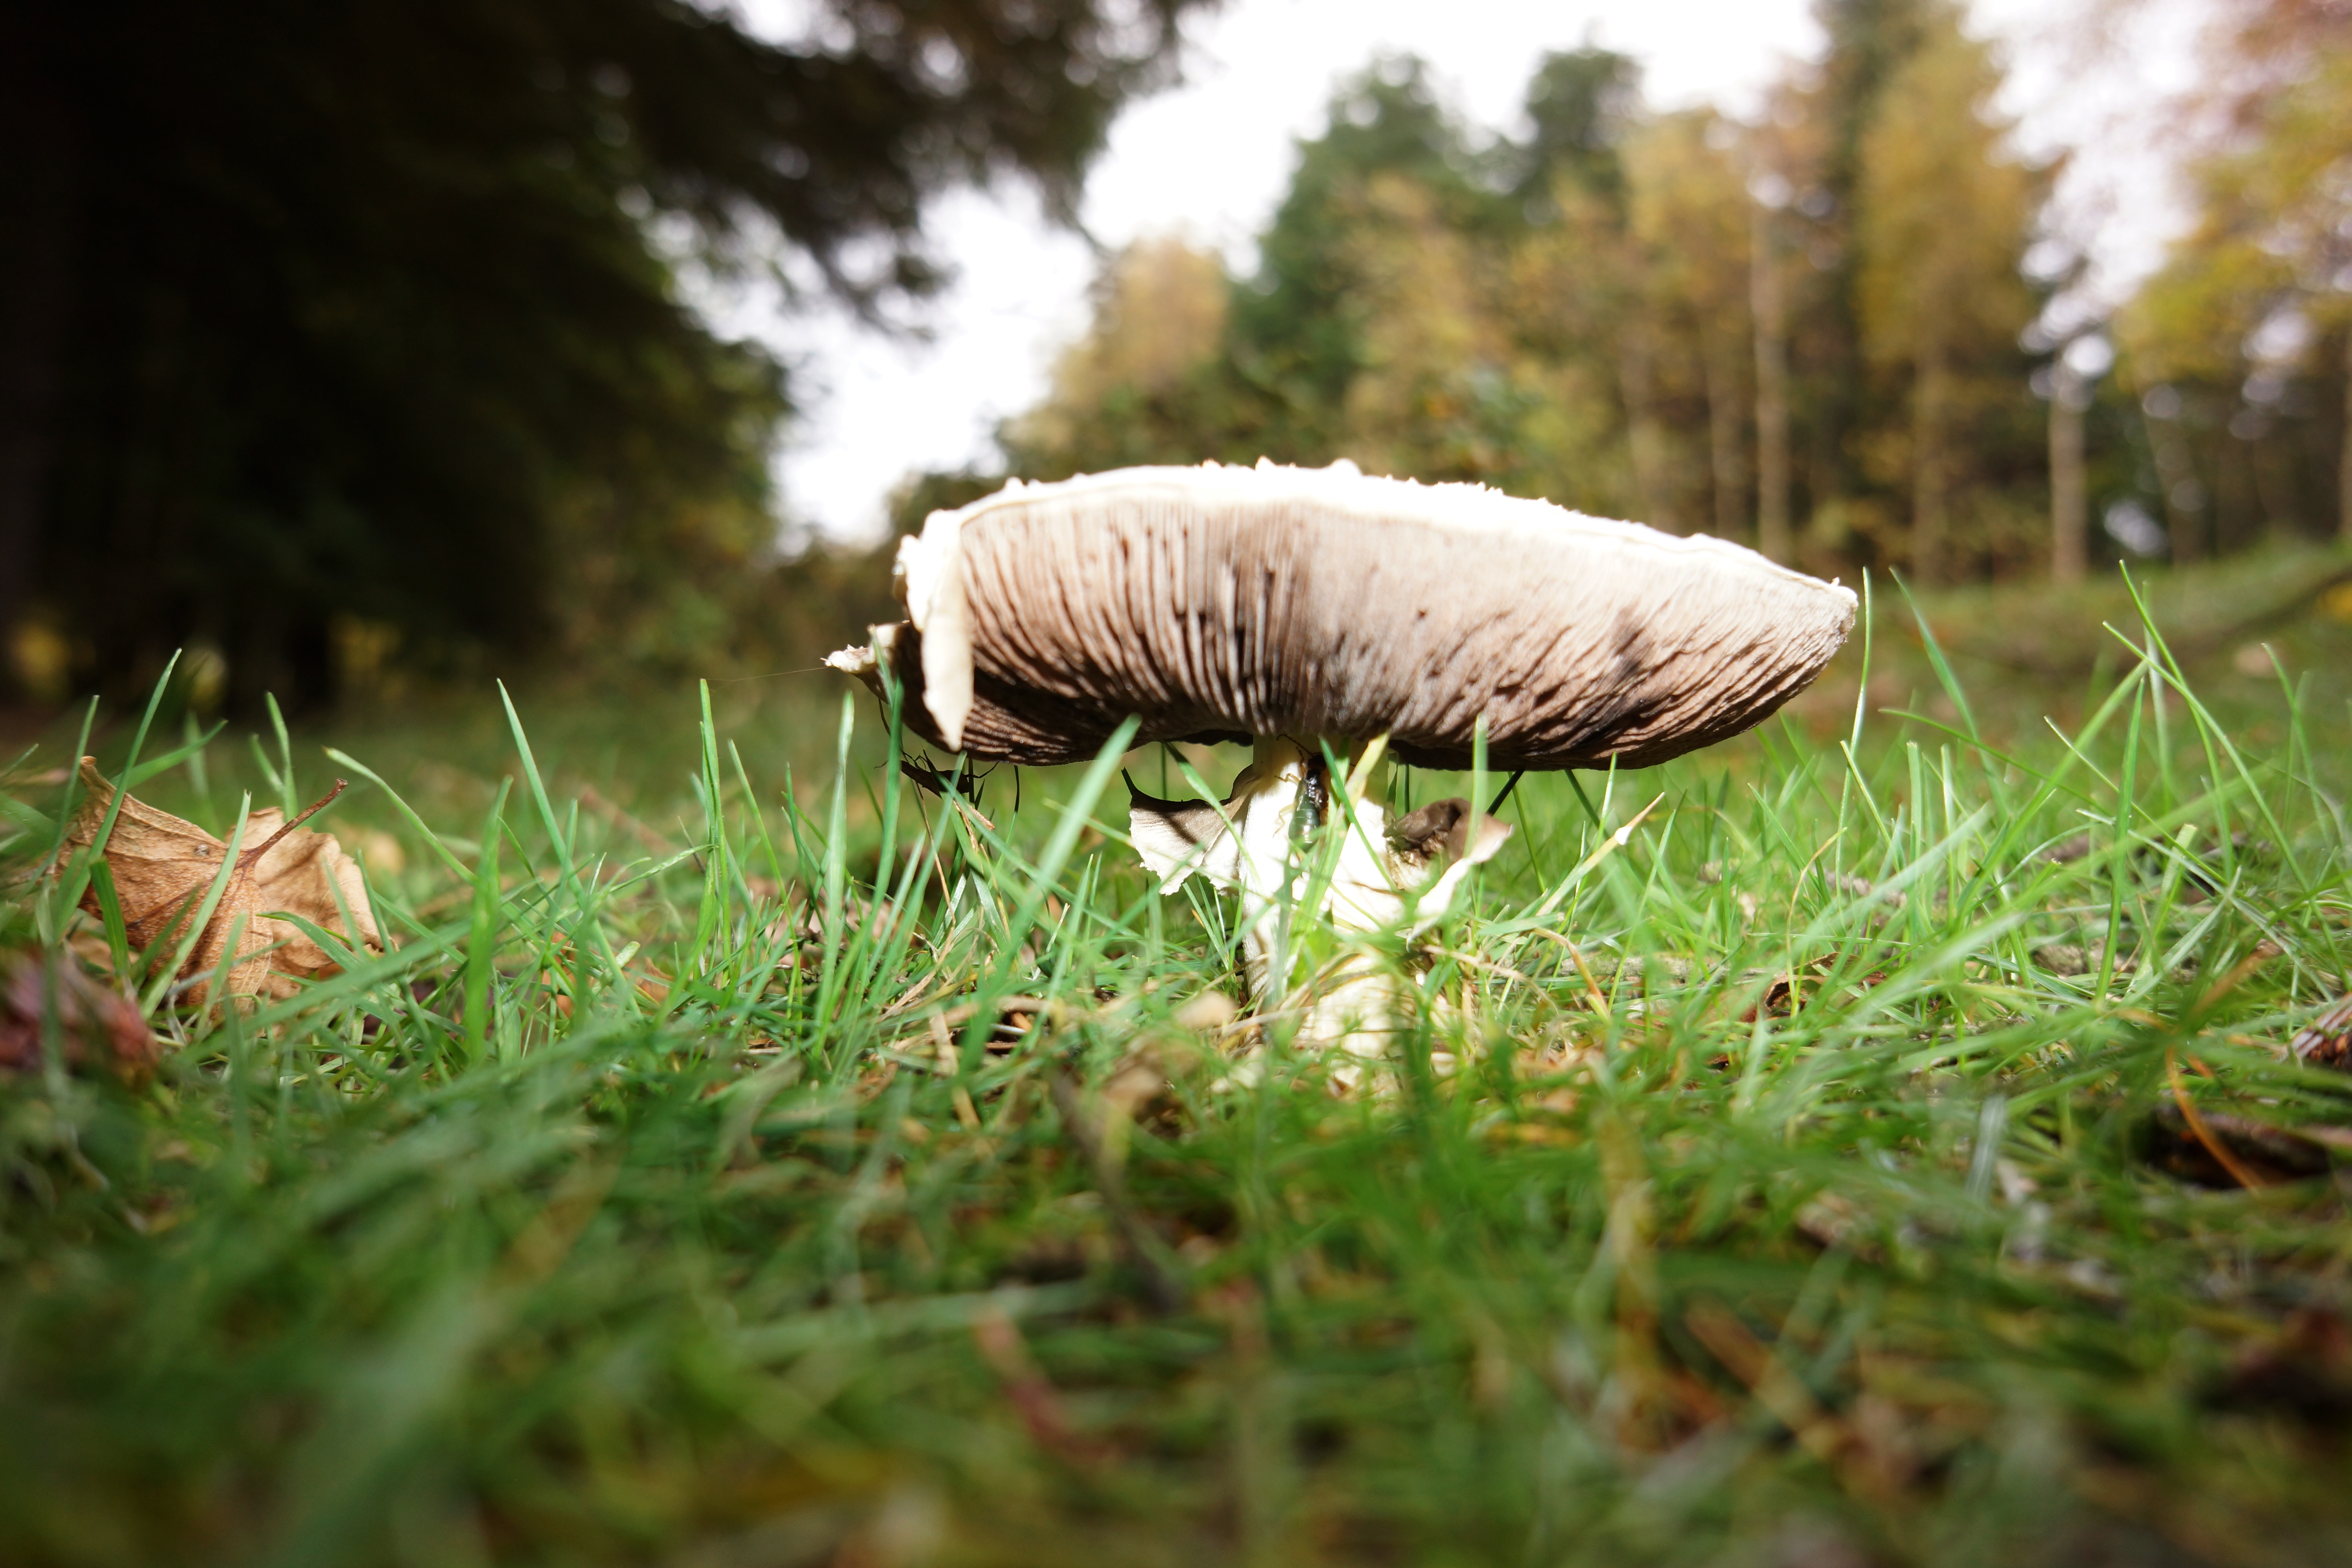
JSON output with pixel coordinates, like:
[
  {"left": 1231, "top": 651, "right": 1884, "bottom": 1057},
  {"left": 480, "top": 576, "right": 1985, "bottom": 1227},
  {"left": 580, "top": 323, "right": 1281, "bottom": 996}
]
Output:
[
  {"left": 0, "top": 946, "right": 161, "bottom": 1083},
  {"left": 63, "top": 758, "right": 383, "bottom": 1007}
]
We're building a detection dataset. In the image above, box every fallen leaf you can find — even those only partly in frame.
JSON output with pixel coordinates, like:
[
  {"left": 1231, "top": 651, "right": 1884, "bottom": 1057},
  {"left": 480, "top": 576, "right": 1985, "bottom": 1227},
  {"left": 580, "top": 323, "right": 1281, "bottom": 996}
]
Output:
[
  {"left": 0, "top": 946, "right": 161, "bottom": 1083},
  {"left": 63, "top": 759, "right": 383, "bottom": 1006},
  {"left": 1172, "top": 990, "right": 1237, "bottom": 1032}
]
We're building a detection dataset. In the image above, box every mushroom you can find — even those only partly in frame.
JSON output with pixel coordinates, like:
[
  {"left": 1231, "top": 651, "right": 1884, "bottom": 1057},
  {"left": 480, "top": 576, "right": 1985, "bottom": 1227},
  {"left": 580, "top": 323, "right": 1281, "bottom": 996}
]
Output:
[{"left": 831, "top": 459, "right": 1856, "bottom": 1044}]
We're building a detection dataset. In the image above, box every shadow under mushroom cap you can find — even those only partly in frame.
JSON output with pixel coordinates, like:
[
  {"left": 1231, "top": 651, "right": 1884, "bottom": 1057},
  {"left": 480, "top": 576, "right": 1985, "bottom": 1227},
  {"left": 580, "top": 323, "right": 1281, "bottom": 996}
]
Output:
[{"left": 838, "top": 461, "right": 1857, "bottom": 772}]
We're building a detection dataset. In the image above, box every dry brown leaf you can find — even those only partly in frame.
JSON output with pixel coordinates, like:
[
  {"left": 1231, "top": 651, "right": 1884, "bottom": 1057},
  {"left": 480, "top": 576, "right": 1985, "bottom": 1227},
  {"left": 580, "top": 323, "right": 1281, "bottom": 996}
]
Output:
[{"left": 63, "top": 758, "right": 383, "bottom": 1007}]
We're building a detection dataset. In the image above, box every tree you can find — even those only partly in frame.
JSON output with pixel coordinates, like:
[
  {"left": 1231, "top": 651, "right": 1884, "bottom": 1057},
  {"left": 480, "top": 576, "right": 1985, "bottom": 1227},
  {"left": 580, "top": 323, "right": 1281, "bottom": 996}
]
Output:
[
  {"left": 1626, "top": 111, "right": 1755, "bottom": 544},
  {"left": 1853, "top": 10, "right": 2041, "bottom": 584},
  {"left": 1512, "top": 46, "right": 1642, "bottom": 213},
  {"left": 1226, "top": 58, "right": 1512, "bottom": 460},
  {"left": 0, "top": 0, "right": 1206, "bottom": 706},
  {"left": 2120, "top": 0, "right": 2352, "bottom": 546},
  {"left": 971, "top": 28, "right": 2069, "bottom": 588},
  {"left": 1742, "top": 94, "right": 1823, "bottom": 566},
  {"left": 1001, "top": 237, "right": 1240, "bottom": 479},
  {"left": 1503, "top": 49, "right": 1653, "bottom": 523},
  {"left": 973, "top": 47, "right": 1655, "bottom": 516},
  {"left": 2048, "top": 358, "right": 2092, "bottom": 583},
  {"left": 1334, "top": 175, "right": 1521, "bottom": 484},
  {"left": 1788, "top": 0, "right": 1938, "bottom": 515}
]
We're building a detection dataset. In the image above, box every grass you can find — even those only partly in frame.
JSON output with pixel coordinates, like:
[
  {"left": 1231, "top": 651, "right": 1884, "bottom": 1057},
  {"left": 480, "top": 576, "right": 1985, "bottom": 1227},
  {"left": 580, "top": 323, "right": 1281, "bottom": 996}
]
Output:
[{"left": 4, "top": 565, "right": 2352, "bottom": 1567}]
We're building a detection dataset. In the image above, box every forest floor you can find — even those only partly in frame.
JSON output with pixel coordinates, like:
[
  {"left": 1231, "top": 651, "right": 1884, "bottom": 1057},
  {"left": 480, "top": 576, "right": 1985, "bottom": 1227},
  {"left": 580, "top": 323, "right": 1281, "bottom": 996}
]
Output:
[{"left": 5, "top": 550, "right": 2352, "bottom": 1568}]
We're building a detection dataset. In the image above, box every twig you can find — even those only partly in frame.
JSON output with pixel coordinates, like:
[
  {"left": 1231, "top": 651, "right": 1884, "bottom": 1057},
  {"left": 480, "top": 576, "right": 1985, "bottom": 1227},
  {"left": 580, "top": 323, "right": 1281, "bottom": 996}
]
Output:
[
  {"left": 241, "top": 779, "right": 348, "bottom": 865},
  {"left": 2166, "top": 1048, "right": 2267, "bottom": 1190}
]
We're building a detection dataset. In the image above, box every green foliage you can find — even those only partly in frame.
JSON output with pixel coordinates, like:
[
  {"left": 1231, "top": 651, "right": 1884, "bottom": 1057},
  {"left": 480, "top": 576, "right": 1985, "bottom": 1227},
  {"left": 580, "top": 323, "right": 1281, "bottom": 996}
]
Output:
[
  {"left": 955, "top": 17, "right": 2071, "bottom": 586},
  {"left": 1854, "top": 18, "right": 2045, "bottom": 584},
  {"left": 1226, "top": 56, "right": 1514, "bottom": 451},
  {"left": 2118, "top": 0, "right": 2352, "bottom": 550},
  {"left": 998, "top": 238, "right": 1251, "bottom": 481},
  {"left": 6, "top": 0, "right": 1207, "bottom": 708},
  {"left": 999, "top": 49, "right": 1648, "bottom": 498},
  {"left": 5, "top": 578, "right": 2352, "bottom": 1563},
  {"left": 1513, "top": 46, "right": 1643, "bottom": 212}
]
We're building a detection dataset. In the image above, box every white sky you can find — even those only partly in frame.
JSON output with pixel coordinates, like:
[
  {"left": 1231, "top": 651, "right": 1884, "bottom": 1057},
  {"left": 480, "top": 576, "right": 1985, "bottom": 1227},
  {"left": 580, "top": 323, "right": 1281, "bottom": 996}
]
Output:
[{"left": 726, "top": 0, "right": 2207, "bottom": 545}]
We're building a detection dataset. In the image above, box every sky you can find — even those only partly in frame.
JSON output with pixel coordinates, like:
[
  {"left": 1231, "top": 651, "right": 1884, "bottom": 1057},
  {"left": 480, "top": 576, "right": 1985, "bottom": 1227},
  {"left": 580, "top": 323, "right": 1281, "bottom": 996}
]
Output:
[{"left": 726, "top": 0, "right": 2207, "bottom": 546}]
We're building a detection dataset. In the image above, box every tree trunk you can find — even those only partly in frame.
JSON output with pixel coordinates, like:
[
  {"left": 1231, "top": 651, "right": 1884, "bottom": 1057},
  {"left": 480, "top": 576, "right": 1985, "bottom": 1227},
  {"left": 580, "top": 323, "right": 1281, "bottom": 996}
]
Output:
[
  {"left": 1912, "top": 341, "right": 1949, "bottom": 587},
  {"left": 2050, "top": 370, "right": 2087, "bottom": 584},
  {"left": 2341, "top": 329, "right": 2352, "bottom": 544},
  {"left": 1617, "top": 319, "right": 1681, "bottom": 533},
  {"left": 2143, "top": 402, "right": 2204, "bottom": 563},
  {"left": 2216, "top": 426, "right": 2257, "bottom": 553},
  {"left": 1700, "top": 318, "right": 1746, "bottom": 542},
  {"left": 2248, "top": 424, "right": 2297, "bottom": 541},
  {"left": 1750, "top": 201, "right": 1792, "bottom": 563}
]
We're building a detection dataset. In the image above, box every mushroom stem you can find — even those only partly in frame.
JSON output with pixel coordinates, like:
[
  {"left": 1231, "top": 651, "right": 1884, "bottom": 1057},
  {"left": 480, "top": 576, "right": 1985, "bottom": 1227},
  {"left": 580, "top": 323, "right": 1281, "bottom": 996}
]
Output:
[{"left": 1129, "top": 736, "right": 1512, "bottom": 1051}]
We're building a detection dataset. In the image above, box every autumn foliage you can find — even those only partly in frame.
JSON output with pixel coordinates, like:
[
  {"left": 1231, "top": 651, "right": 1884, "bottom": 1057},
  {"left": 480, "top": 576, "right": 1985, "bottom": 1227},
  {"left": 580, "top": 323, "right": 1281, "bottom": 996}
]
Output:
[{"left": 969, "top": 1, "right": 2352, "bottom": 590}]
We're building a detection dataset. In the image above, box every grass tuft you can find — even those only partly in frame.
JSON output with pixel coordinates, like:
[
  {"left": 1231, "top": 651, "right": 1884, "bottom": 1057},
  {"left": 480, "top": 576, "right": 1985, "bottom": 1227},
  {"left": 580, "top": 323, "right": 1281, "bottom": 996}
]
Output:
[{"left": 4, "top": 574, "right": 2352, "bottom": 1565}]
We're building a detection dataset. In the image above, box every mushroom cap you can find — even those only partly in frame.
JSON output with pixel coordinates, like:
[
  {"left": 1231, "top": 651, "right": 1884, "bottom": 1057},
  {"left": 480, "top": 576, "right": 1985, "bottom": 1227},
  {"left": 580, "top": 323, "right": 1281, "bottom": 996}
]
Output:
[{"left": 832, "top": 460, "right": 1857, "bottom": 771}]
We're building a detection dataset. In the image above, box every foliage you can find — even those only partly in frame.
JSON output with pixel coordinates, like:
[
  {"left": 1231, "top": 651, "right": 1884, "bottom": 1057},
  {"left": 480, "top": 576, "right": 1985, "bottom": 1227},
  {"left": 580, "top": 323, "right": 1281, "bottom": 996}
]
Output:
[
  {"left": 1001, "top": 50, "right": 1646, "bottom": 503},
  {"left": 928, "top": 2, "right": 2352, "bottom": 588},
  {"left": 1512, "top": 46, "right": 1643, "bottom": 212},
  {"left": 2118, "top": 0, "right": 2352, "bottom": 551},
  {"left": 4, "top": 572, "right": 2352, "bottom": 1563},
  {"left": 1624, "top": 111, "right": 1755, "bottom": 542},
  {"left": 998, "top": 238, "right": 1240, "bottom": 479},
  {"left": 1, "top": 0, "right": 1209, "bottom": 708},
  {"left": 1223, "top": 56, "right": 1517, "bottom": 457},
  {"left": 1854, "top": 16, "right": 2046, "bottom": 584},
  {"left": 963, "top": 14, "right": 2074, "bottom": 586}
]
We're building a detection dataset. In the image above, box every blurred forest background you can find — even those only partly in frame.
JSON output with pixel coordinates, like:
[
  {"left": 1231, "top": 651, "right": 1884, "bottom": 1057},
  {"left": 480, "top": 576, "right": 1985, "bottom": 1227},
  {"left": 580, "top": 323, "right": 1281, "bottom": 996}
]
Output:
[{"left": 3, "top": 0, "right": 2350, "bottom": 717}]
